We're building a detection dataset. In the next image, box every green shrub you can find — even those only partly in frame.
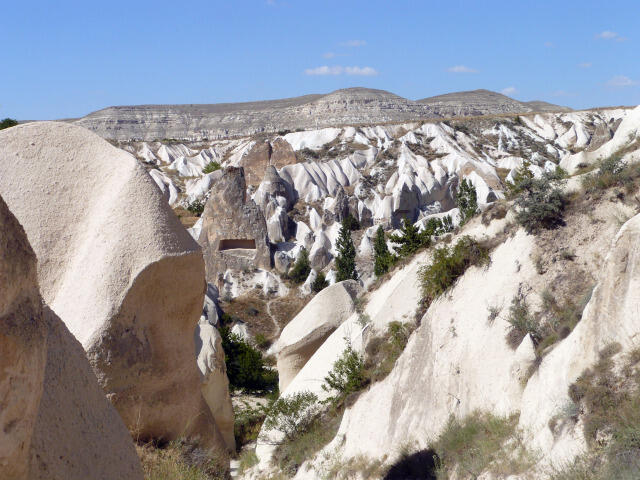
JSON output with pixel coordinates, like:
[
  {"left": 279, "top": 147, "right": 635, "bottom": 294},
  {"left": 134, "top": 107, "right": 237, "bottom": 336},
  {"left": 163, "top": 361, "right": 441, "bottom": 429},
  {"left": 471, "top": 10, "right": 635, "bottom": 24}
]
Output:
[
  {"left": 187, "top": 200, "right": 205, "bottom": 217},
  {"left": 582, "top": 155, "right": 640, "bottom": 195},
  {"left": 202, "top": 161, "right": 221, "bottom": 174},
  {"left": 456, "top": 178, "right": 478, "bottom": 225},
  {"left": 514, "top": 171, "right": 566, "bottom": 233},
  {"left": 554, "top": 345, "right": 640, "bottom": 480},
  {"left": 219, "top": 326, "right": 277, "bottom": 392},
  {"left": 138, "top": 439, "right": 229, "bottom": 480},
  {"left": 0, "top": 118, "right": 18, "bottom": 130},
  {"left": 507, "top": 161, "right": 535, "bottom": 197},
  {"left": 505, "top": 293, "right": 542, "bottom": 348},
  {"left": 364, "top": 321, "right": 416, "bottom": 383},
  {"left": 419, "top": 236, "right": 489, "bottom": 306},
  {"left": 432, "top": 412, "right": 533, "bottom": 478},
  {"left": 389, "top": 218, "right": 430, "bottom": 257},
  {"left": 234, "top": 401, "right": 268, "bottom": 448},
  {"left": 322, "top": 345, "right": 366, "bottom": 403},
  {"left": 254, "top": 333, "right": 271, "bottom": 349},
  {"left": 271, "top": 406, "right": 343, "bottom": 476},
  {"left": 262, "top": 391, "right": 320, "bottom": 441},
  {"left": 424, "top": 215, "right": 454, "bottom": 236},
  {"left": 288, "top": 249, "right": 311, "bottom": 284},
  {"left": 311, "top": 271, "right": 329, "bottom": 292}
]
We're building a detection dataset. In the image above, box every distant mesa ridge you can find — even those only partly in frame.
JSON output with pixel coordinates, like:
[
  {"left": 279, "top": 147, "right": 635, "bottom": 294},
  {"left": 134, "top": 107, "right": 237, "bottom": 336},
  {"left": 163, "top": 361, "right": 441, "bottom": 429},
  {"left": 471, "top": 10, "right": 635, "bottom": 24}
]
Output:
[{"left": 74, "top": 87, "right": 571, "bottom": 141}]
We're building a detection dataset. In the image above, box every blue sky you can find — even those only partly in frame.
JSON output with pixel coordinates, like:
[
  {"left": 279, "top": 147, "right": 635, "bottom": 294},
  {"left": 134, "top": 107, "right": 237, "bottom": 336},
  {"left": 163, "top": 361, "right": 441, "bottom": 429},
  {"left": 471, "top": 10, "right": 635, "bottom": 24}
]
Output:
[{"left": 2, "top": 0, "right": 639, "bottom": 119}]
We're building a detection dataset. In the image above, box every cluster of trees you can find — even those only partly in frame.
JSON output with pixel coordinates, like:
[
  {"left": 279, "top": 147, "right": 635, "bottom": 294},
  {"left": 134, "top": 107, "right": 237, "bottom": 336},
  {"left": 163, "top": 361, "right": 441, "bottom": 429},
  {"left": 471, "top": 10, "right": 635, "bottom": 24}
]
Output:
[
  {"left": 0, "top": 118, "right": 18, "bottom": 130},
  {"left": 373, "top": 179, "right": 476, "bottom": 277}
]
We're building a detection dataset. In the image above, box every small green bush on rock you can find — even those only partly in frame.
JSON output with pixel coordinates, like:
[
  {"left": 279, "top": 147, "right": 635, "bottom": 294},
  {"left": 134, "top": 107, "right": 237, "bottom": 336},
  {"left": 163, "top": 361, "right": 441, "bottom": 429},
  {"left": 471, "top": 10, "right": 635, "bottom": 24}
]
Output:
[
  {"left": 514, "top": 170, "right": 566, "bottom": 233},
  {"left": 0, "top": 118, "right": 18, "bottom": 130},
  {"left": 203, "top": 161, "right": 221, "bottom": 174},
  {"left": 288, "top": 249, "right": 311, "bottom": 284},
  {"left": 419, "top": 236, "right": 489, "bottom": 306},
  {"left": 322, "top": 345, "right": 366, "bottom": 403}
]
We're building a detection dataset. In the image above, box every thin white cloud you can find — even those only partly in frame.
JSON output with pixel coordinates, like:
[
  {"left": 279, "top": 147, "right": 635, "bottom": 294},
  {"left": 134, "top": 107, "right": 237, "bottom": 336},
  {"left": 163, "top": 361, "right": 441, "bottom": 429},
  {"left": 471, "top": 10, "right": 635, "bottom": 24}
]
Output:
[
  {"left": 340, "top": 40, "right": 366, "bottom": 47},
  {"left": 501, "top": 86, "right": 517, "bottom": 95},
  {"left": 344, "top": 66, "right": 378, "bottom": 76},
  {"left": 578, "top": 62, "right": 592, "bottom": 68},
  {"left": 323, "top": 52, "right": 336, "bottom": 59},
  {"left": 447, "top": 65, "right": 478, "bottom": 74},
  {"left": 304, "top": 65, "right": 378, "bottom": 76},
  {"left": 304, "top": 66, "right": 342, "bottom": 76},
  {"left": 606, "top": 75, "right": 638, "bottom": 87},
  {"left": 596, "top": 30, "right": 627, "bottom": 41},
  {"left": 596, "top": 30, "right": 618, "bottom": 39}
]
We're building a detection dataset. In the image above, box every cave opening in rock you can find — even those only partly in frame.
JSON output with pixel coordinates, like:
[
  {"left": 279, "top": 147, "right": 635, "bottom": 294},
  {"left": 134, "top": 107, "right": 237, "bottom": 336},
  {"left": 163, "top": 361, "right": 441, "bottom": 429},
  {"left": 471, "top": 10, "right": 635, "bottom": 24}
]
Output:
[{"left": 218, "top": 239, "right": 256, "bottom": 250}]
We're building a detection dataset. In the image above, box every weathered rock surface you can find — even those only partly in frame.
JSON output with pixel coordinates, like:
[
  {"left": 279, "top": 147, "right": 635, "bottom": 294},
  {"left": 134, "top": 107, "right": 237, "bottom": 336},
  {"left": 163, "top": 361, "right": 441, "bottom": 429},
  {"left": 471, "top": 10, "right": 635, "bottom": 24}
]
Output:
[
  {"left": 29, "top": 310, "right": 144, "bottom": 480},
  {"left": 74, "top": 87, "right": 570, "bottom": 141},
  {"left": 273, "top": 280, "right": 361, "bottom": 392},
  {"left": 199, "top": 167, "right": 271, "bottom": 279},
  {"left": 195, "top": 321, "right": 236, "bottom": 451},
  {"left": 0, "top": 195, "right": 47, "bottom": 480},
  {"left": 327, "top": 232, "right": 538, "bottom": 463},
  {"left": 0, "top": 194, "right": 143, "bottom": 480},
  {"left": 0, "top": 122, "right": 230, "bottom": 451},
  {"left": 519, "top": 212, "right": 640, "bottom": 468}
]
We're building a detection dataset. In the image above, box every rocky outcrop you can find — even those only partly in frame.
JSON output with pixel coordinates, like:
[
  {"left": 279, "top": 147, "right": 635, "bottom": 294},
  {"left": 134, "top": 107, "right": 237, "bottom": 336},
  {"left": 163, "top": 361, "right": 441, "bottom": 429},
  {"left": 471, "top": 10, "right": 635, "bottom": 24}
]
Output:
[
  {"left": 273, "top": 280, "right": 361, "bottom": 391},
  {"left": 0, "top": 194, "right": 143, "bottom": 480},
  {"left": 199, "top": 167, "right": 271, "bottom": 279},
  {"left": 74, "top": 88, "right": 570, "bottom": 141},
  {"left": 0, "top": 122, "right": 231, "bottom": 451},
  {"left": 29, "top": 310, "right": 144, "bottom": 480},
  {"left": 519, "top": 212, "right": 640, "bottom": 467},
  {"left": 417, "top": 89, "right": 571, "bottom": 117},
  {"left": 195, "top": 321, "right": 235, "bottom": 452},
  {"left": 0, "top": 195, "right": 47, "bottom": 480},
  {"left": 237, "top": 140, "right": 271, "bottom": 186},
  {"left": 326, "top": 232, "right": 538, "bottom": 462}
]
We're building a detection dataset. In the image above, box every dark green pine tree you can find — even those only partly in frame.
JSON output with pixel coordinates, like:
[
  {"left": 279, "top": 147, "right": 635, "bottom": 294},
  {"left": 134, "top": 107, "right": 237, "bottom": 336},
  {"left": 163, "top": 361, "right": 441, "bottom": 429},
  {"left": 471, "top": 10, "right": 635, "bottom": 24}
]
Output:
[
  {"left": 456, "top": 178, "right": 478, "bottom": 224},
  {"left": 335, "top": 218, "right": 358, "bottom": 282},
  {"left": 373, "top": 226, "right": 393, "bottom": 276},
  {"left": 389, "top": 218, "right": 429, "bottom": 257}
]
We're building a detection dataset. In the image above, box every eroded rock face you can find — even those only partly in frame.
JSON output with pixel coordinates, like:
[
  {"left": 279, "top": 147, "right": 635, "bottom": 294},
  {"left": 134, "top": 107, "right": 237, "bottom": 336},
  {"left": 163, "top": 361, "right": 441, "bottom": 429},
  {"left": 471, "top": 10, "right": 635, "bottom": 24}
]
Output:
[
  {"left": 195, "top": 321, "right": 235, "bottom": 451},
  {"left": 519, "top": 213, "right": 640, "bottom": 466},
  {"left": 199, "top": 167, "right": 271, "bottom": 280},
  {"left": 29, "top": 310, "right": 144, "bottom": 480},
  {"left": 0, "top": 194, "right": 143, "bottom": 480},
  {"left": 0, "top": 195, "right": 47, "bottom": 480},
  {"left": 0, "top": 122, "right": 230, "bottom": 451},
  {"left": 274, "top": 280, "right": 361, "bottom": 391},
  {"left": 238, "top": 140, "right": 271, "bottom": 186}
]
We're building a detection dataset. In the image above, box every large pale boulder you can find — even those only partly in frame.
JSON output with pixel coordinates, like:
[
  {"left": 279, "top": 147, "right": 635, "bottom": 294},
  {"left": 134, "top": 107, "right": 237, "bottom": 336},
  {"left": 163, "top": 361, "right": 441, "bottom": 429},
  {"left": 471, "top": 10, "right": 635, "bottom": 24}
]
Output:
[
  {"left": 0, "top": 122, "right": 230, "bottom": 450},
  {"left": 274, "top": 280, "right": 361, "bottom": 392},
  {"left": 29, "top": 310, "right": 144, "bottom": 480},
  {"left": 0, "top": 195, "right": 47, "bottom": 479},
  {"left": 198, "top": 167, "right": 271, "bottom": 280},
  {"left": 0, "top": 194, "right": 143, "bottom": 480}
]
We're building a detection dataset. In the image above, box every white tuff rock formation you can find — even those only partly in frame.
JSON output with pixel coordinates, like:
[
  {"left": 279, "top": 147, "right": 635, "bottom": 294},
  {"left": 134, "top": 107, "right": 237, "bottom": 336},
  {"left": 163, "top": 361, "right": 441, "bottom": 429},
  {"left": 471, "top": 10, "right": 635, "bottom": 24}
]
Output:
[
  {"left": 0, "top": 122, "right": 233, "bottom": 451},
  {"left": 0, "top": 194, "right": 143, "bottom": 480}
]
